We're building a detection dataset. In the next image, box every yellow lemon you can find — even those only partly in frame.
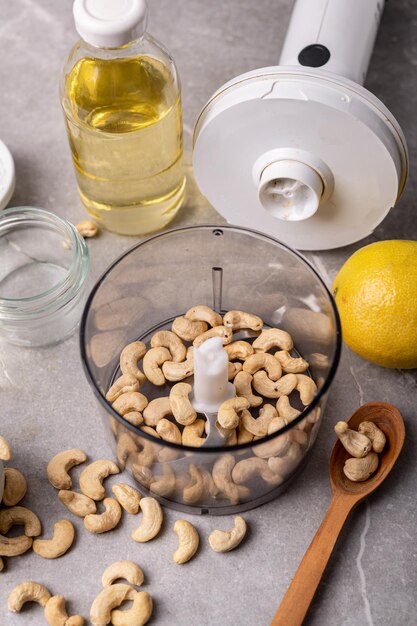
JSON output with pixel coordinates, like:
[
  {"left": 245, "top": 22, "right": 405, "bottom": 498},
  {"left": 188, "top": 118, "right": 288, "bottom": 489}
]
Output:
[{"left": 332, "top": 240, "right": 417, "bottom": 369}]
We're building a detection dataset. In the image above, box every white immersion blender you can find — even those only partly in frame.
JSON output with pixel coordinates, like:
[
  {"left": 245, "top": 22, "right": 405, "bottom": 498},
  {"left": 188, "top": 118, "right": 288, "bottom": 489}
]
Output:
[{"left": 193, "top": 0, "right": 408, "bottom": 250}]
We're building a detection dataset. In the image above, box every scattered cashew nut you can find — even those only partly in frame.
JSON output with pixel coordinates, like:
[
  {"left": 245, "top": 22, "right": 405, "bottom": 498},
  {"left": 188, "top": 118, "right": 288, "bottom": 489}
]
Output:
[
  {"left": 193, "top": 325, "right": 233, "bottom": 347},
  {"left": 76, "top": 219, "right": 98, "bottom": 238},
  {"left": 2, "top": 467, "right": 27, "bottom": 506},
  {"left": 90, "top": 583, "right": 136, "bottom": 626},
  {"left": 335, "top": 422, "right": 372, "bottom": 458},
  {"left": 142, "top": 347, "right": 171, "bottom": 386},
  {"left": 234, "top": 371, "right": 263, "bottom": 407},
  {"left": 253, "top": 328, "right": 293, "bottom": 352},
  {"left": 169, "top": 382, "right": 197, "bottom": 426},
  {"left": 84, "top": 498, "right": 122, "bottom": 534},
  {"left": 44, "top": 595, "right": 85, "bottom": 626},
  {"left": 223, "top": 310, "right": 263, "bottom": 331},
  {"left": 111, "top": 591, "right": 153, "bottom": 626},
  {"left": 58, "top": 490, "right": 96, "bottom": 517},
  {"left": 185, "top": 304, "right": 222, "bottom": 327},
  {"left": 173, "top": 520, "right": 200, "bottom": 564},
  {"left": 120, "top": 341, "right": 146, "bottom": 383},
  {"left": 8, "top": 581, "right": 52, "bottom": 612},
  {"left": 172, "top": 316, "right": 208, "bottom": 341},
  {"left": 111, "top": 483, "right": 141, "bottom": 514},
  {"left": 209, "top": 515, "right": 247, "bottom": 552},
  {"left": 343, "top": 452, "right": 379, "bottom": 482},
  {"left": 131, "top": 497, "right": 163, "bottom": 543},
  {"left": 217, "top": 397, "right": 250, "bottom": 430},
  {"left": 102, "top": 560, "right": 144, "bottom": 587},
  {"left": 358, "top": 421, "right": 386, "bottom": 453},
  {"left": 33, "top": 519, "right": 75, "bottom": 559},
  {"left": 0, "top": 435, "right": 12, "bottom": 461},
  {"left": 105, "top": 374, "right": 139, "bottom": 403},
  {"left": 0, "top": 533, "right": 33, "bottom": 557},
  {"left": 0, "top": 506, "right": 42, "bottom": 537},
  {"left": 79, "top": 459, "right": 120, "bottom": 501},
  {"left": 47, "top": 449, "right": 88, "bottom": 490}
]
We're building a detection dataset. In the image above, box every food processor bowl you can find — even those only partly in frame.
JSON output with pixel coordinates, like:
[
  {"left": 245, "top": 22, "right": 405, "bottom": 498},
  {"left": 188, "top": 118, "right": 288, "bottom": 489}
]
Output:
[{"left": 80, "top": 225, "right": 341, "bottom": 514}]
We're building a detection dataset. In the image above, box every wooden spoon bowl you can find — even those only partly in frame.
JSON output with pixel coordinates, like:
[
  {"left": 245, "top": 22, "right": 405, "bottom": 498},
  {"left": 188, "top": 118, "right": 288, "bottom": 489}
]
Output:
[{"left": 271, "top": 401, "right": 405, "bottom": 626}]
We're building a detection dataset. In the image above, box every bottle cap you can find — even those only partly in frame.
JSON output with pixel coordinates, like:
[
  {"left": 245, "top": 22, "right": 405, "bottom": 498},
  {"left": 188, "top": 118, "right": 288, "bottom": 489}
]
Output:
[
  {"left": 0, "top": 139, "right": 15, "bottom": 211},
  {"left": 73, "top": 0, "right": 148, "bottom": 48}
]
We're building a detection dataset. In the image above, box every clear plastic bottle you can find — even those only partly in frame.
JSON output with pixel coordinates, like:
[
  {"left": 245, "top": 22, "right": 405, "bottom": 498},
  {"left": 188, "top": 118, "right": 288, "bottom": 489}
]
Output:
[{"left": 60, "top": 0, "right": 185, "bottom": 236}]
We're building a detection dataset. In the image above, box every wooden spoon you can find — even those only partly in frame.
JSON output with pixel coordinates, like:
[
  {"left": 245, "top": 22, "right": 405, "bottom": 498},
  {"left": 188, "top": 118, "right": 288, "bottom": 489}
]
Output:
[{"left": 271, "top": 401, "right": 405, "bottom": 626}]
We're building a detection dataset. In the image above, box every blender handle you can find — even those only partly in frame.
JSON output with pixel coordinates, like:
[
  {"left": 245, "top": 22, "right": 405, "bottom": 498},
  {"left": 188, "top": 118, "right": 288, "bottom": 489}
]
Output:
[{"left": 279, "top": 0, "right": 385, "bottom": 85}]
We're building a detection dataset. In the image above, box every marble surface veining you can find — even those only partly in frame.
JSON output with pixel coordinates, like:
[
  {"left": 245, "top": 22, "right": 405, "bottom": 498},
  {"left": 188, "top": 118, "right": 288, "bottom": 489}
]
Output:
[{"left": 0, "top": 1, "right": 416, "bottom": 625}]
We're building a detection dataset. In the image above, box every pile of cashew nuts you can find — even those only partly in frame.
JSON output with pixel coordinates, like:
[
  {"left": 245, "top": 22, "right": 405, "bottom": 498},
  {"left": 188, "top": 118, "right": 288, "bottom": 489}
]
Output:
[
  {"left": 335, "top": 420, "right": 386, "bottom": 481},
  {"left": 107, "top": 306, "right": 321, "bottom": 505}
]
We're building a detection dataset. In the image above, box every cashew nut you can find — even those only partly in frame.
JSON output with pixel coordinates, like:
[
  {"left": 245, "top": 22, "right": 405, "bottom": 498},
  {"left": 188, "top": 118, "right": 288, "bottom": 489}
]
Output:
[
  {"left": 142, "top": 347, "right": 171, "bottom": 386},
  {"left": 193, "top": 325, "right": 233, "bottom": 347},
  {"left": 182, "top": 419, "right": 206, "bottom": 447},
  {"left": 253, "top": 417, "right": 291, "bottom": 458},
  {"left": 228, "top": 361, "right": 243, "bottom": 380},
  {"left": 173, "top": 520, "right": 199, "bottom": 564},
  {"left": 84, "top": 498, "right": 122, "bottom": 534},
  {"left": 58, "top": 490, "right": 97, "bottom": 517},
  {"left": 291, "top": 429, "right": 309, "bottom": 447},
  {"left": 243, "top": 352, "right": 282, "bottom": 381},
  {"left": 208, "top": 515, "right": 247, "bottom": 553},
  {"left": 234, "top": 371, "right": 263, "bottom": 407},
  {"left": 79, "top": 459, "right": 120, "bottom": 501},
  {"left": 295, "top": 374, "right": 317, "bottom": 405},
  {"left": 0, "top": 506, "right": 42, "bottom": 536},
  {"left": 237, "top": 420, "right": 254, "bottom": 445},
  {"left": 225, "top": 340, "right": 254, "bottom": 361},
  {"left": 2, "top": 467, "right": 27, "bottom": 506},
  {"left": 116, "top": 432, "right": 138, "bottom": 469},
  {"left": 156, "top": 418, "right": 182, "bottom": 444},
  {"left": 274, "top": 350, "right": 309, "bottom": 373},
  {"left": 131, "top": 497, "right": 163, "bottom": 543},
  {"left": 212, "top": 454, "right": 250, "bottom": 505},
  {"left": 0, "top": 533, "right": 33, "bottom": 556},
  {"left": 0, "top": 435, "right": 12, "bottom": 461},
  {"left": 169, "top": 382, "right": 197, "bottom": 426},
  {"left": 217, "top": 397, "right": 250, "bottom": 429},
  {"left": 183, "top": 464, "right": 205, "bottom": 504},
  {"left": 252, "top": 371, "right": 297, "bottom": 398},
  {"left": 124, "top": 411, "right": 144, "bottom": 427},
  {"left": 335, "top": 422, "right": 372, "bottom": 458},
  {"left": 358, "top": 421, "right": 386, "bottom": 453},
  {"left": 111, "top": 483, "right": 141, "bottom": 514},
  {"left": 241, "top": 404, "right": 277, "bottom": 437},
  {"left": 133, "top": 436, "right": 157, "bottom": 467},
  {"left": 33, "top": 519, "right": 75, "bottom": 559},
  {"left": 149, "top": 465, "right": 176, "bottom": 497},
  {"left": 276, "top": 395, "right": 301, "bottom": 423},
  {"left": 151, "top": 330, "right": 186, "bottom": 362},
  {"left": 309, "top": 352, "right": 330, "bottom": 369},
  {"left": 172, "top": 315, "right": 208, "bottom": 341},
  {"left": 232, "top": 457, "right": 283, "bottom": 486},
  {"left": 131, "top": 463, "right": 153, "bottom": 489},
  {"left": 44, "top": 595, "right": 85, "bottom": 626},
  {"left": 185, "top": 304, "right": 223, "bottom": 327},
  {"left": 120, "top": 341, "right": 146, "bottom": 383},
  {"left": 90, "top": 584, "right": 136, "bottom": 626},
  {"left": 253, "top": 328, "right": 293, "bottom": 352},
  {"left": 162, "top": 346, "right": 194, "bottom": 382},
  {"left": 111, "top": 591, "right": 153, "bottom": 626},
  {"left": 8, "top": 581, "right": 52, "bottom": 612},
  {"left": 143, "top": 397, "right": 172, "bottom": 426},
  {"left": 76, "top": 219, "right": 98, "bottom": 237},
  {"left": 223, "top": 310, "right": 263, "bottom": 331},
  {"left": 47, "top": 449, "right": 88, "bottom": 490},
  {"left": 105, "top": 374, "right": 139, "bottom": 403},
  {"left": 112, "top": 391, "right": 148, "bottom": 416},
  {"left": 102, "top": 560, "right": 144, "bottom": 587},
  {"left": 268, "top": 442, "right": 303, "bottom": 477},
  {"left": 343, "top": 452, "right": 379, "bottom": 482}
]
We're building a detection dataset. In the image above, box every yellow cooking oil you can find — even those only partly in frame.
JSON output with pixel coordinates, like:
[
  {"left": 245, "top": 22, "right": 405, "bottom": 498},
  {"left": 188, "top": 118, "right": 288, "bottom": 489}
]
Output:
[{"left": 62, "top": 55, "right": 185, "bottom": 235}]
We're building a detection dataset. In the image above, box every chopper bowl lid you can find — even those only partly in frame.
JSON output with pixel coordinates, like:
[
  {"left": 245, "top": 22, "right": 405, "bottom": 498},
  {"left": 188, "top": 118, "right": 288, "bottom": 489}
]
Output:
[{"left": 193, "top": 66, "right": 408, "bottom": 251}]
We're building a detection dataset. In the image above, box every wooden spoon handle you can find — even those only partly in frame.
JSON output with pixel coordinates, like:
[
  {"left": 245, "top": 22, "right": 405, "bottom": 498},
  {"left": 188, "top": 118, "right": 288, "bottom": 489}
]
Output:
[{"left": 271, "top": 494, "right": 355, "bottom": 626}]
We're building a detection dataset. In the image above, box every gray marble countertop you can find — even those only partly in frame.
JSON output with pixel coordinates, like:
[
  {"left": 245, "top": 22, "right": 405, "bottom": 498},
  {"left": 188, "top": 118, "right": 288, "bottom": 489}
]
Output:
[{"left": 1, "top": 1, "right": 417, "bottom": 625}]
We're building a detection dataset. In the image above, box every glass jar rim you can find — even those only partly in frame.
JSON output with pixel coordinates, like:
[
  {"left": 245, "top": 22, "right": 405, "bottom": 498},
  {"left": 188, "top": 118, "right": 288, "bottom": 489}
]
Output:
[{"left": 0, "top": 206, "right": 89, "bottom": 314}]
